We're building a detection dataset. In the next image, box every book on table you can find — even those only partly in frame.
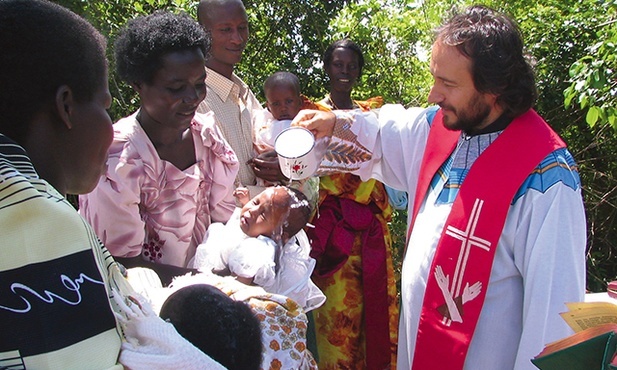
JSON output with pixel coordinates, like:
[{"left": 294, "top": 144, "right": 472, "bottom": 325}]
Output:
[{"left": 532, "top": 300, "right": 617, "bottom": 370}]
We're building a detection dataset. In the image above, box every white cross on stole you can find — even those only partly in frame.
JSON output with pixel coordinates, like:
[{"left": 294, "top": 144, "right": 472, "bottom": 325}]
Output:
[{"left": 435, "top": 198, "right": 490, "bottom": 325}]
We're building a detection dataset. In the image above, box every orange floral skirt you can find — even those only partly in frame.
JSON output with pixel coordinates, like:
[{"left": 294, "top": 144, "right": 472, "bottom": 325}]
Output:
[{"left": 311, "top": 211, "right": 399, "bottom": 370}]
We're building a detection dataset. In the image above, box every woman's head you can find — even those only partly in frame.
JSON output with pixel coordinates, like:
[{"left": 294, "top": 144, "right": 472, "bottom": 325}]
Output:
[
  {"left": 115, "top": 11, "right": 210, "bottom": 130},
  {"left": 115, "top": 11, "right": 209, "bottom": 85},
  {"left": 0, "top": 0, "right": 108, "bottom": 144},
  {"left": 322, "top": 39, "right": 364, "bottom": 94},
  {"left": 0, "top": 0, "right": 113, "bottom": 195}
]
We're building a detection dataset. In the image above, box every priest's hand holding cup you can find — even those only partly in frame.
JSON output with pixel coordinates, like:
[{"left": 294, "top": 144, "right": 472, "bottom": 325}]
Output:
[{"left": 291, "top": 109, "right": 336, "bottom": 139}]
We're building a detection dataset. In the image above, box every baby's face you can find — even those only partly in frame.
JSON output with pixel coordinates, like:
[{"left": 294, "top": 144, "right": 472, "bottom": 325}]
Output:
[
  {"left": 239, "top": 186, "right": 290, "bottom": 238},
  {"left": 265, "top": 85, "right": 302, "bottom": 121}
]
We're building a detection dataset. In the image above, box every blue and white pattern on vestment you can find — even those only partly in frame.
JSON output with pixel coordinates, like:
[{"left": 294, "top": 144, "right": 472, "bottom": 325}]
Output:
[
  {"left": 513, "top": 148, "right": 580, "bottom": 202},
  {"left": 427, "top": 120, "right": 581, "bottom": 207}
]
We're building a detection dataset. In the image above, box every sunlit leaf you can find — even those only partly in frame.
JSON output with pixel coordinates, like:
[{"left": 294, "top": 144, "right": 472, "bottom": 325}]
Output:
[{"left": 586, "top": 106, "right": 600, "bottom": 126}]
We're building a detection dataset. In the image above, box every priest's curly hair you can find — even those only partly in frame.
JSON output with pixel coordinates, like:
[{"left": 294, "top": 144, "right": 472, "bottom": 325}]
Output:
[{"left": 435, "top": 5, "right": 537, "bottom": 118}]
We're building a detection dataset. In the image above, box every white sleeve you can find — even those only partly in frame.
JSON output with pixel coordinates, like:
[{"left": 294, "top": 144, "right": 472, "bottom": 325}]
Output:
[
  {"left": 325, "top": 104, "right": 430, "bottom": 199},
  {"left": 511, "top": 184, "right": 587, "bottom": 368}
]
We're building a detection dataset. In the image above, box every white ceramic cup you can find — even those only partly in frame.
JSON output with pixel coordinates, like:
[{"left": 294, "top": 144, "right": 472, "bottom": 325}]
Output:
[{"left": 274, "top": 126, "right": 318, "bottom": 180}]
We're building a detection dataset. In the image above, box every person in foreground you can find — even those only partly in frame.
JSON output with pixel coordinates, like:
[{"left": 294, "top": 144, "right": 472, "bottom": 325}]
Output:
[
  {"left": 125, "top": 267, "right": 319, "bottom": 370},
  {"left": 292, "top": 5, "right": 587, "bottom": 370},
  {"left": 0, "top": 1, "right": 225, "bottom": 368},
  {"left": 79, "top": 11, "right": 239, "bottom": 286},
  {"left": 159, "top": 284, "right": 263, "bottom": 370}
]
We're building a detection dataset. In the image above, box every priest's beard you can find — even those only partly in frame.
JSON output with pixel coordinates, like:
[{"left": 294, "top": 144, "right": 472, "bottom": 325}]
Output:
[{"left": 440, "top": 92, "right": 492, "bottom": 134}]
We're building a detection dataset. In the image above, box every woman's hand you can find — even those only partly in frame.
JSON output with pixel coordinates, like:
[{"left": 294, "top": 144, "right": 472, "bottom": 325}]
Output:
[{"left": 291, "top": 109, "right": 336, "bottom": 139}]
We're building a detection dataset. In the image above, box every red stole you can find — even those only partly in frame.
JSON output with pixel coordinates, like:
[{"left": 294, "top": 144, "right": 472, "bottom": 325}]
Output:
[{"left": 409, "top": 109, "right": 565, "bottom": 369}]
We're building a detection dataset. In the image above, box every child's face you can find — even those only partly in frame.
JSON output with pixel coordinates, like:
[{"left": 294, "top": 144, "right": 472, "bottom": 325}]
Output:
[
  {"left": 265, "top": 85, "right": 302, "bottom": 121},
  {"left": 239, "top": 186, "right": 290, "bottom": 238}
]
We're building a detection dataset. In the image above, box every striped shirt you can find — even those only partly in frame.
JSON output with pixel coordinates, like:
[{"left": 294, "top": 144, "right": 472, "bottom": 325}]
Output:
[
  {"left": 197, "top": 68, "right": 264, "bottom": 188},
  {"left": 0, "top": 134, "right": 123, "bottom": 369}
]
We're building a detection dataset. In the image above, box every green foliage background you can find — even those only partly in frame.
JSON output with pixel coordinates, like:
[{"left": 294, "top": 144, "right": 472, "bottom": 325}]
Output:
[{"left": 55, "top": 0, "right": 617, "bottom": 292}]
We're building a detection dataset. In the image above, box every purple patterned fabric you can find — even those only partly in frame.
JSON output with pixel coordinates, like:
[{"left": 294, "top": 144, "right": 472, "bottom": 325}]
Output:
[{"left": 80, "top": 111, "right": 239, "bottom": 267}]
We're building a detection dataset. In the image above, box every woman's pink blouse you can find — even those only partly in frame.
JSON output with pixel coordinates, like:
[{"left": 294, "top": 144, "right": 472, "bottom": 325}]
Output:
[{"left": 79, "top": 111, "right": 239, "bottom": 267}]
